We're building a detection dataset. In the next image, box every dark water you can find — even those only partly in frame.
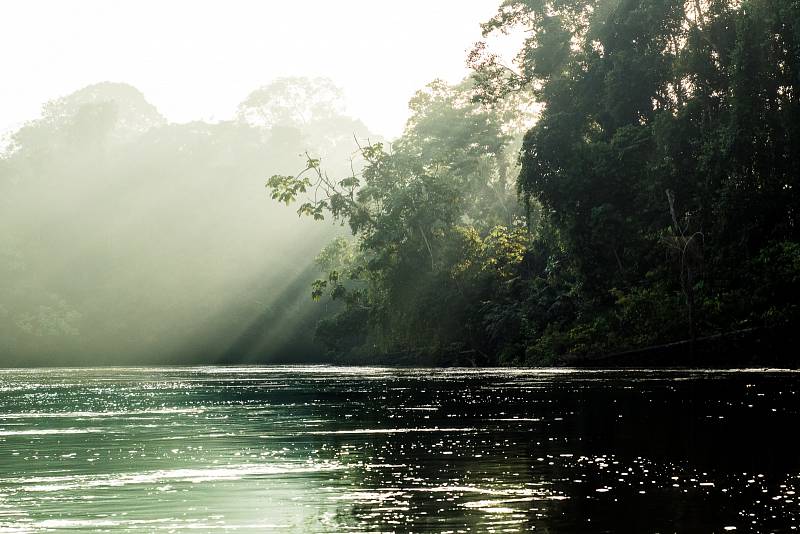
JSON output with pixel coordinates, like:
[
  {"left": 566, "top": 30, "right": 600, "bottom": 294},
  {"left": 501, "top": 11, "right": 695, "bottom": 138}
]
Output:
[{"left": 0, "top": 367, "right": 798, "bottom": 532}]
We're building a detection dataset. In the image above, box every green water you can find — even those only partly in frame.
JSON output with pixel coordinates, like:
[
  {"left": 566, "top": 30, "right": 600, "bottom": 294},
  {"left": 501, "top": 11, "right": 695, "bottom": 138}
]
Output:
[{"left": 0, "top": 366, "right": 798, "bottom": 532}]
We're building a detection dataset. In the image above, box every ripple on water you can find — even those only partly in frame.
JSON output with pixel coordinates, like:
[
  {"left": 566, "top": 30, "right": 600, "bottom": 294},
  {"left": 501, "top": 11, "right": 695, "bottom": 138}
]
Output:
[
  {"left": 0, "top": 366, "right": 797, "bottom": 532},
  {"left": 1, "top": 463, "right": 344, "bottom": 493}
]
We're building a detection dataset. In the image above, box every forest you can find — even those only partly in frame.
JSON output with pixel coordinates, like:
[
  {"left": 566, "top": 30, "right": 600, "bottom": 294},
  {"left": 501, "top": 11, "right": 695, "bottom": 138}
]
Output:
[
  {"left": 0, "top": 79, "right": 370, "bottom": 365},
  {"left": 3, "top": 2, "right": 799, "bottom": 532},
  {"left": 268, "top": 0, "right": 800, "bottom": 365},
  {"left": 1, "top": 0, "right": 797, "bottom": 367}
]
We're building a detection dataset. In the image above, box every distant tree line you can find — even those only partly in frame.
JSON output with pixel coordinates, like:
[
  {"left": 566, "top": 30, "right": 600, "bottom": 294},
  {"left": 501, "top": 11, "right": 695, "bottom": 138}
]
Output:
[
  {"left": 269, "top": 0, "right": 800, "bottom": 364},
  {"left": 0, "top": 78, "right": 366, "bottom": 365}
]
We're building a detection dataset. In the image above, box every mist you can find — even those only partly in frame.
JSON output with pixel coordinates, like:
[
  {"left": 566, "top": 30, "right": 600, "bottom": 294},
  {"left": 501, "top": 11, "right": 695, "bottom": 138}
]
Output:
[
  {"left": 0, "top": 79, "right": 370, "bottom": 365},
  {"left": 0, "top": 1, "right": 797, "bottom": 530},
  {"left": 0, "top": 0, "right": 511, "bottom": 367}
]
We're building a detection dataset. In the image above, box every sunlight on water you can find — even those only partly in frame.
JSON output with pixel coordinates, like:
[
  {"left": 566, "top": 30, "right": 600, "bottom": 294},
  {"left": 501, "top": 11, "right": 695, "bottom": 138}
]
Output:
[{"left": 0, "top": 366, "right": 798, "bottom": 532}]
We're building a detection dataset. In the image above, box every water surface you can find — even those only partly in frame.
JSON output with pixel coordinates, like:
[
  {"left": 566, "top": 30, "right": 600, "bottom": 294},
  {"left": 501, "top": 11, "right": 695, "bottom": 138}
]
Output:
[{"left": 0, "top": 366, "right": 798, "bottom": 532}]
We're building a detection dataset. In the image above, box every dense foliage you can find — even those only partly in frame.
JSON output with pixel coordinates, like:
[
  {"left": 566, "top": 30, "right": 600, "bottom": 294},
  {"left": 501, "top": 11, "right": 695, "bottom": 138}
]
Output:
[{"left": 271, "top": 0, "right": 799, "bottom": 364}]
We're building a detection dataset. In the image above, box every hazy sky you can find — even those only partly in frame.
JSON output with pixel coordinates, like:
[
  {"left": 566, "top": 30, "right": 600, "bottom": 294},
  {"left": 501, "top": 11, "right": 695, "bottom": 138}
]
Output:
[{"left": 1, "top": 0, "right": 507, "bottom": 139}]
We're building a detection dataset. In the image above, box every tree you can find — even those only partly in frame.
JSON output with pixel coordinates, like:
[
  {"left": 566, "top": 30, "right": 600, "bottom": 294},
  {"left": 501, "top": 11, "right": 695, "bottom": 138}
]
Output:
[
  {"left": 470, "top": 0, "right": 800, "bottom": 361},
  {"left": 238, "top": 77, "right": 372, "bottom": 173},
  {"left": 268, "top": 79, "right": 529, "bottom": 362},
  {"left": 0, "top": 79, "right": 366, "bottom": 365}
]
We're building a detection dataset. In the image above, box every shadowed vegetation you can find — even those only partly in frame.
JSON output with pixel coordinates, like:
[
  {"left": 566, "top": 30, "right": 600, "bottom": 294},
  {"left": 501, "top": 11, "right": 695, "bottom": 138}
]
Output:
[{"left": 270, "top": 0, "right": 800, "bottom": 365}]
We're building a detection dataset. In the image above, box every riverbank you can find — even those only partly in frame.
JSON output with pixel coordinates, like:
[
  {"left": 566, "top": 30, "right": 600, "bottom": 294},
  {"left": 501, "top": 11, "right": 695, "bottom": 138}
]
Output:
[
  {"left": 325, "top": 325, "right": 799, "bottom": 369},
  {"left": 558, "top": 326, "right": 799, "bottom": 369}
]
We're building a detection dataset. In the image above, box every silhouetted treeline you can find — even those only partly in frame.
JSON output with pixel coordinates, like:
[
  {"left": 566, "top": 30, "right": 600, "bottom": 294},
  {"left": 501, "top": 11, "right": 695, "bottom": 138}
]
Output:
[{"left": 271, "top": 0, "right": 800, "bottom": 365}]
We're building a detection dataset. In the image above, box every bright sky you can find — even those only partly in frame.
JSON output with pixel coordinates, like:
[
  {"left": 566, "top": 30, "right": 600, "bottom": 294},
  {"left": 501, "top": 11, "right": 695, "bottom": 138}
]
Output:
[{"left": 0, "top": 0, "right": 507, "bottom": 139}]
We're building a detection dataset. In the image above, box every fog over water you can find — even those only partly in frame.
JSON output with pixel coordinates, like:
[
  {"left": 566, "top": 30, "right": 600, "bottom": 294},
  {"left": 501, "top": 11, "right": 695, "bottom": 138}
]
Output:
[{"left": 0, "top": 1, "right": 516, "bottom": 365}]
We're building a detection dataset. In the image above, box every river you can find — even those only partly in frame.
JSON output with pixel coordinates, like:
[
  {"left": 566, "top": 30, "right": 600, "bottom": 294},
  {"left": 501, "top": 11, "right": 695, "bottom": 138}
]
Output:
[{"left": 0, "top": 366, "right": 798, "bottom": 532}]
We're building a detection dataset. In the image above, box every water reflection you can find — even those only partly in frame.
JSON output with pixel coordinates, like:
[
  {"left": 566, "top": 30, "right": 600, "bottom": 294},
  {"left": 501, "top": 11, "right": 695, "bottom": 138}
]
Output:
[{"left": 0, "top": 367, "right": 798, "bottom": 532}]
